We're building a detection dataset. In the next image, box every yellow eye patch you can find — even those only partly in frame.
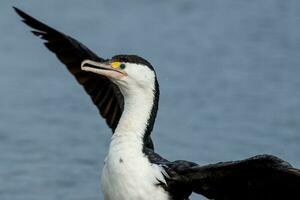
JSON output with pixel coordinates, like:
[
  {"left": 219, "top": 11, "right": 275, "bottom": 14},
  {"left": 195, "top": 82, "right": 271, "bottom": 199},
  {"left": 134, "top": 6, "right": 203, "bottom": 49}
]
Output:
[{"left": 111, "top": 62, "right": 121, "bottom": 69}]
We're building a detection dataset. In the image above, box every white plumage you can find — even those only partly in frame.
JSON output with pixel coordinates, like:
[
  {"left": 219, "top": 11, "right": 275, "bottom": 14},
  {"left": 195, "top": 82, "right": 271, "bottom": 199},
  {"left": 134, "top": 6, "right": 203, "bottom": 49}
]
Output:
[{"left": 101, "top": 63, "right": 169, "bottom": 200}]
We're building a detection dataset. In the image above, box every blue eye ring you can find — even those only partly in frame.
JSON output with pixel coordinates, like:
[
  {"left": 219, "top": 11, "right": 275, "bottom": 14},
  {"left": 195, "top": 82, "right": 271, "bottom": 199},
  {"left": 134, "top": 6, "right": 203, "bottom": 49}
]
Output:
[{"left": 119, "top": 63, "right": 126, "bottom": 69}]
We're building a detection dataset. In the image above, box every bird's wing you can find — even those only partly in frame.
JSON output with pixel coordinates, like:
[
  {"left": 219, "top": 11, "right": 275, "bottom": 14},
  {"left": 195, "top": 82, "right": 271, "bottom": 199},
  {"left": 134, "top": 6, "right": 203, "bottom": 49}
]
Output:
[
  {"left": 163, "top": 154, "right": 300, "bottom": 200},
  {"left": 14, "top": 7, "right": 124, "bottom": 131}
]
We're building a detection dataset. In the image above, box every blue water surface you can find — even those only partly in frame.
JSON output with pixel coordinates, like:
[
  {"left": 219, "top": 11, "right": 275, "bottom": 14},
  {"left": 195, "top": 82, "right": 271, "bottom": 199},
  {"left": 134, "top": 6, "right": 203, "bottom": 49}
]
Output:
[{"left": 1, "top": 1, "right": 300, "bottom": 199}]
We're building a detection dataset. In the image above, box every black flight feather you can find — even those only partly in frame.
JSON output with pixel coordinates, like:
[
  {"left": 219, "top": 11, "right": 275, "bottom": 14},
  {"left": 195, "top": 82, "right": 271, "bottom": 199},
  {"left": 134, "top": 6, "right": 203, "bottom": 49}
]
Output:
[{"left": 14, "top": 7, "right": 124, "bottom": 132}]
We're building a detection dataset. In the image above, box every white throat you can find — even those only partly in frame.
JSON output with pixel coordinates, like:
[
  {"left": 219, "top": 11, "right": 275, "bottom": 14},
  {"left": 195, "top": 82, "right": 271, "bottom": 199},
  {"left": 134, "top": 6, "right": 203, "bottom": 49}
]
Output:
[{"left": 114, "top": 86, "right": 155, "bottom": 139}]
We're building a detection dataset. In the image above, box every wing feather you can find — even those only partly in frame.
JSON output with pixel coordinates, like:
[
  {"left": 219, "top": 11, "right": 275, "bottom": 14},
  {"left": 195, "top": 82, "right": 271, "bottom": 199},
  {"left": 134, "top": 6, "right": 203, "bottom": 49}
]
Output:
[
  {"left": 14, "top": 7, "right": 123, "bottom": 131},
  {"left": 163, "top": 154, "right": 300, "bottom": 200}
]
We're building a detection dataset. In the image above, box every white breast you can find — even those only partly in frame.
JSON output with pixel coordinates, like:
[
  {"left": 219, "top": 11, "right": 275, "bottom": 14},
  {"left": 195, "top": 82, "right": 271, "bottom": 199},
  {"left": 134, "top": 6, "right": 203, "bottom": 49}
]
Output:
[
  {"left": 100, "top": 74, "right": 168, "bottom": 200},
  {"left": 101, "top": 135, "right": 169, "bottom": 200}
]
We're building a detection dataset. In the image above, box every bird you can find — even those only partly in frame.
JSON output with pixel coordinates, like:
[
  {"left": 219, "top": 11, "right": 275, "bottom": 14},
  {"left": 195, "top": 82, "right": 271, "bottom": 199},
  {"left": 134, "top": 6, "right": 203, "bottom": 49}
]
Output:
[{"left": 14, "top": 7, "right": 300, "bottom": 200}]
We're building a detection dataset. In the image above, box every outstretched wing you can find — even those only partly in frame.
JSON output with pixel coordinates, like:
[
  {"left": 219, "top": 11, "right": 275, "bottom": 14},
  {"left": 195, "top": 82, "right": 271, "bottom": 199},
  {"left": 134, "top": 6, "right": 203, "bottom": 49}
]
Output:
[
  {"left": 163, "top": 154, "right": 300, "bottom": 200},
  {"left": 14, "top": 7, "right": 124, "bottom": 131}
]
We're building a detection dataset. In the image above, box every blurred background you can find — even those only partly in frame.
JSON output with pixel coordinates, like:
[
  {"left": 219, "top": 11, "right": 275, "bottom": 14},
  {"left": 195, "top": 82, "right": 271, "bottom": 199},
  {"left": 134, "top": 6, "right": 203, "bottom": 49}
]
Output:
[{"left": 1, "top": 0, "right": 300, "bottom": 199}]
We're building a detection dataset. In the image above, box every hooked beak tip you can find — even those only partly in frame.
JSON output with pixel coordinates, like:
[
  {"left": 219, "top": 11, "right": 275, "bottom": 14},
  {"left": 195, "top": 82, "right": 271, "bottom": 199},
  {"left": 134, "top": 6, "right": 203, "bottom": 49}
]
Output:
[{"left": 81, "top": 60, "right": 88, "bottom": 70}]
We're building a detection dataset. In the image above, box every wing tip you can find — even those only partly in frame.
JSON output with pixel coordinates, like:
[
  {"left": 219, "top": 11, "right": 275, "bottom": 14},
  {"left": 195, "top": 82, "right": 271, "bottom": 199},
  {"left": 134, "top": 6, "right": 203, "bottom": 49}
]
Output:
[
  {"left": 13, "top": 6, "right": 28, "bottom": 20},
  {"left": 12, "top": 6, "right": 19, "bottom": 12},
  {"left": 13, "top": 6, "right": 61, "bottom": 41},
  {"left": 13, "top": 6, "right": 37, "bottom": 29}
]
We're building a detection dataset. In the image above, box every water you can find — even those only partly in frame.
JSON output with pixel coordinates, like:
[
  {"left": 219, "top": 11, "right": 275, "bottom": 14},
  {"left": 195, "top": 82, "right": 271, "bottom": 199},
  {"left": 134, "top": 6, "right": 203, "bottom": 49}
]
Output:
[{"left": 1, "top": 1, "right": 300, "bottom": 199}]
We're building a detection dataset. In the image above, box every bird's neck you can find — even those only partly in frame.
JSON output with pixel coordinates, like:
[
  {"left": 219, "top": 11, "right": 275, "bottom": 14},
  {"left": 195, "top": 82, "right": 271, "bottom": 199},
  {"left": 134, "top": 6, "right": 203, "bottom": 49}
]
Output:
[{"left": 113, "top": 83, "right": 159, "bottom": 145}]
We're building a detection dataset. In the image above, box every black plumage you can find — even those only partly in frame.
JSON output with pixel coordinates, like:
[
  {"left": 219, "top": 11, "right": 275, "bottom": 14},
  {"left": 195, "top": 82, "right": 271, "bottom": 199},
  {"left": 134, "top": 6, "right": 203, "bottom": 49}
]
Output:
[
  {"left": 15, "top": 7, "right": 300, "bottom": 200},
  {"left": 14, "top": 7, "right": 124, "bottom": 131}
]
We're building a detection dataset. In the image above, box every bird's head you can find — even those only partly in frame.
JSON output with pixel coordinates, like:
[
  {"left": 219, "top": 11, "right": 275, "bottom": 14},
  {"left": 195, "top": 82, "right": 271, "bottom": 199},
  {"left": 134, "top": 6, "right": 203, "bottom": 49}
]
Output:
[{"left": 81, "top": 55, "right": 157, "bottom": 97}]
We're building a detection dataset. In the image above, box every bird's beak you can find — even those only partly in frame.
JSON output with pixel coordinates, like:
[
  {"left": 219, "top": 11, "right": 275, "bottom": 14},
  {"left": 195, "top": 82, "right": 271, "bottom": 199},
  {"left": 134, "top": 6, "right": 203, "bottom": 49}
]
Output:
[{"left": 81, "top": 60, "right": 127, "bottom": 79}]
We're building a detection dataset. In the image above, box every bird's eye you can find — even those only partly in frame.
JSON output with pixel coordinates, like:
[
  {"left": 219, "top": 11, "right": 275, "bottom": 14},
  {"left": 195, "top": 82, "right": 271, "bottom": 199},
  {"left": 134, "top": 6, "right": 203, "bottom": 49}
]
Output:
[{"left": 119, "top": 63, "right": 126, "bottom": 70}]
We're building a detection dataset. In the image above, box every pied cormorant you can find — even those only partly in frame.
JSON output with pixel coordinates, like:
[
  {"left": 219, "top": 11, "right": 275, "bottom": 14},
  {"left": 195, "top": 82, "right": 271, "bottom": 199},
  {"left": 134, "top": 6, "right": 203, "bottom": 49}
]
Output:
[{"left": 14, "top": 7, "right": 300, "bottom": 200}]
